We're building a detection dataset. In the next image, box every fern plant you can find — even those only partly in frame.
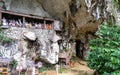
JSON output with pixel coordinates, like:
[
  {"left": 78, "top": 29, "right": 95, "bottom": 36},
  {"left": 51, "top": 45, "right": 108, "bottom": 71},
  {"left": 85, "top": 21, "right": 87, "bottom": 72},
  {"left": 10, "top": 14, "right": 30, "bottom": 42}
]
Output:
[{"left": 87, "top": 22, "right": 120, "bottom": 75}]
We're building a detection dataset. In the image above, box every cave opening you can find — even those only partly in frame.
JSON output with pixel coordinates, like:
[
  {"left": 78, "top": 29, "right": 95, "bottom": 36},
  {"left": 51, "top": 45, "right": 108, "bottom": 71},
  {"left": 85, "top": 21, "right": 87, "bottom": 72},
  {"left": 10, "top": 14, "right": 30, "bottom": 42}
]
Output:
[
  {"left": 75, "top": 40, "right": 85, "bottom": 59},
  {"left": 75, "top": 40, "right": 81, "bottom": 58}
]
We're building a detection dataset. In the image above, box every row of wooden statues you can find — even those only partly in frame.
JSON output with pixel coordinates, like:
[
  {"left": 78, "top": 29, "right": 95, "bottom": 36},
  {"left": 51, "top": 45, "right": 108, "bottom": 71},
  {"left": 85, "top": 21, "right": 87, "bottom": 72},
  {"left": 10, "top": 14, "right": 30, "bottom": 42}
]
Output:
[{"left": 1, "top": 17, "right": 53, "bottom": 30}]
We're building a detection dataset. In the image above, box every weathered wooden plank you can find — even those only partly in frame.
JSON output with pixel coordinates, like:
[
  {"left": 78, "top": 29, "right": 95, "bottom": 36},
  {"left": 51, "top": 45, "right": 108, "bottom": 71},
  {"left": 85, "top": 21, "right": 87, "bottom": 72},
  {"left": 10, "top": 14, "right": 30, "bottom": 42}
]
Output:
[{"left": 0, "top": 9, "right": 54, "bottom": 21}]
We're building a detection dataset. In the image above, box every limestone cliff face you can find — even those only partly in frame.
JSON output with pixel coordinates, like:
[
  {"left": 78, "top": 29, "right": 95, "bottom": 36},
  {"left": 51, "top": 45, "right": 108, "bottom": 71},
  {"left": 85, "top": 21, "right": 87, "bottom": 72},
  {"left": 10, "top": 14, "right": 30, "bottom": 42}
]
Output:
[
  {"left": 41, "top": 0, "right": 70, "bottom": 18},
  {"left": 41, "top": 0, "right": 103, "bottom": 40},
  {"left": 3, "top": 0, "right": 106, "bottom": 40},
  {"left": 2, "top": 0, "right": 112, "bottom": 59},
  {"left": 40, "top": 0, "right": 105, "bottom": 59},
  {"left": 4, "top": 0, "right": 49, "bottom": 17}
]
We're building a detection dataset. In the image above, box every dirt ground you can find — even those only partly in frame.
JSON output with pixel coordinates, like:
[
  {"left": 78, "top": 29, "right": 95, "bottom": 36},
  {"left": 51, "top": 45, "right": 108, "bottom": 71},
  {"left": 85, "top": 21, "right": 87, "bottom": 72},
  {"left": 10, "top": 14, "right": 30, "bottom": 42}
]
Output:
[
  {"left": 58, "top": 60, "right": 94, "bottom": 75},
  {"left": 39, "top": 59, "right": 94, "bottom": 75}
]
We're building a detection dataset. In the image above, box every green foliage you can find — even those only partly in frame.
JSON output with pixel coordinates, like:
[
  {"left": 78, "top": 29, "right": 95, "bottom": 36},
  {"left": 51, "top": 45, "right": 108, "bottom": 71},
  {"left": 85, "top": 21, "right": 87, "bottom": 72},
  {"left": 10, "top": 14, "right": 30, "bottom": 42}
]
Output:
[
  {"left": 58, "top": 67, "right": 68, "bottom": 73},
  {"left": 0, "top": 28, "right": 12, "bottom": 43},
  {"left": 87, "top": 22, "right": 120, "bottom": 75},
  {"left": 112, "top": 0, "right": 119, "bottom": 8},
  {"left": 39, "top": 63, "right": 55, "bottom": 72},
  {"left": 11, "top": 59, "right": 18, "bottom": 68}
]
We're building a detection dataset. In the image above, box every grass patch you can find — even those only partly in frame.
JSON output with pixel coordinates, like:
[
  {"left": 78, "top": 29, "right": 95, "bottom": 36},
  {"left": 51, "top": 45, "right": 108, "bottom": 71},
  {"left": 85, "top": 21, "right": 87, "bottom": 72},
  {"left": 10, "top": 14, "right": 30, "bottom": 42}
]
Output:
[
  {"left": 0, "top": 31, "right": 12, "bottom": 43},
  {"left": 58, "top": 67, "right": 68, "bottom": 73},
  {"left": 39, "top": 63, "right": 55, "bottom": 73}
]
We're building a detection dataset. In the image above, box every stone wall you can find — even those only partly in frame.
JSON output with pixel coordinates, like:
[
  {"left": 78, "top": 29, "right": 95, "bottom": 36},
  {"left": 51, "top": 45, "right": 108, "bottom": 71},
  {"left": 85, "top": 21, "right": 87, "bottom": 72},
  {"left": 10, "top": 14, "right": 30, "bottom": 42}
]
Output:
[
  {"left": 0, "top": 27, "right": 60, "bottom": 67},
  {"left": 0, "top": 0, "right": 62, "bottom": 65}
]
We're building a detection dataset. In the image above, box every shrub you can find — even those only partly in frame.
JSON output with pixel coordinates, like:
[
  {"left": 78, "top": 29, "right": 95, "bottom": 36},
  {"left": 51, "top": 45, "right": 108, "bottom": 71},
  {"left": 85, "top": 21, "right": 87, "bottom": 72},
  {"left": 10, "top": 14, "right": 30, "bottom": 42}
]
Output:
[
  {"left": 86, "top": 22, "right": 120, "bottom": 75},
  {"left": 0, "top": 28, "right": 12, "bottom": 43},
  {"left": 39, "top": 63, "right": 55, "bottom": 73},
  {"left": 11, "top": 59, "right": 18, "bottom": 68}
]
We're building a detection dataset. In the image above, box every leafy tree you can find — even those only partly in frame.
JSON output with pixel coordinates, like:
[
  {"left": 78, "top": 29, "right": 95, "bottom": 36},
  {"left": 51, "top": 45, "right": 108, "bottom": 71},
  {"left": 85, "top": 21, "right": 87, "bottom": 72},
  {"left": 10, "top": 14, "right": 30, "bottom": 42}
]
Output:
[{"left": 87, "top": 22, "right": 120, "bottom": 75}]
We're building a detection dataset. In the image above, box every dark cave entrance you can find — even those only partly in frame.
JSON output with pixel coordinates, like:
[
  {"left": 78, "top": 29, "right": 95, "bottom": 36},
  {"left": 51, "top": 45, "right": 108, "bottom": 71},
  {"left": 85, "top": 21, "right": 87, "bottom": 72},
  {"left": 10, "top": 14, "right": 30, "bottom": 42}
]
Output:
[
  {"left": 75, "top": 40, "right": 84, "bottom": 59},
  {"left": 75, "top": 40, "right": 81, "bottom": 57}
]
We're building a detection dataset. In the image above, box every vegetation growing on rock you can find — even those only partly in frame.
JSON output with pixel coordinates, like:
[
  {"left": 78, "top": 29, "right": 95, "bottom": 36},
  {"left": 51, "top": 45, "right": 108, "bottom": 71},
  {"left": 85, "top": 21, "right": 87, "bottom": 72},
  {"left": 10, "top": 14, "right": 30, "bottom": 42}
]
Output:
[{"left": 0, "top": 27, "right": 12, "bottom": 43}]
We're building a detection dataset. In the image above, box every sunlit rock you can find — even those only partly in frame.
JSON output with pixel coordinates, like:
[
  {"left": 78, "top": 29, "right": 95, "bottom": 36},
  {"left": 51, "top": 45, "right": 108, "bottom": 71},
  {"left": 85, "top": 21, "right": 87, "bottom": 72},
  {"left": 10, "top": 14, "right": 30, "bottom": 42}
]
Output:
[{"left": 23, "top": 31, "right": 37, "bottom": 41}]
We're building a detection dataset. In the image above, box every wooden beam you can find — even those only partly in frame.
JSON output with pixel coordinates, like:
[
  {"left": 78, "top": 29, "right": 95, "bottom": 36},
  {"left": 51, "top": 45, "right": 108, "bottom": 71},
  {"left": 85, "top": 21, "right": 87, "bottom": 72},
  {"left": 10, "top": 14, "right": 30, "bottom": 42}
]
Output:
[{"left": 0, "top": 9, "right": 54, "bottom": 21}]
